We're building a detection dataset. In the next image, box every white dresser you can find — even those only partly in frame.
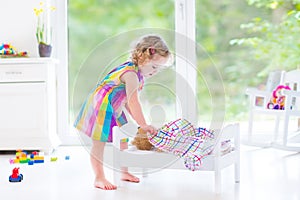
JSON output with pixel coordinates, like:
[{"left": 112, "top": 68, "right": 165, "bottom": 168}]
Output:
[{"left": 0, "top": 58, "right": 60, "bottom": 152}]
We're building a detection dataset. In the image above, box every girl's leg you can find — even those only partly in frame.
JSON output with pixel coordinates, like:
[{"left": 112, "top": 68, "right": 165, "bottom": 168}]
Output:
[
  {"left": 90, "top": 140, "right": 117, "bottom": 190},
  {"left": 121, "top": 167, "right": 140, "bottom": 183},
  {"left": 119, "top": 138, "right": 139, "bottom": 183}
]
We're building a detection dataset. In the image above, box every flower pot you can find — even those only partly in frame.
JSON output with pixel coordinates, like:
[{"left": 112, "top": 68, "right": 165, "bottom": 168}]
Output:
[{"left": 38, "top": 43, "right": 52, "bottom": 57}]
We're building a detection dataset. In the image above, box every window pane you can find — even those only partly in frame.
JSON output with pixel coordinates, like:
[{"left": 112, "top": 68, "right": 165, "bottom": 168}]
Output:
[
  {"left": 195, "top": 0, "right": 272, "bottom": 123},
  {"left": 69, "top": 1, "right": 175, "bottom": 129}
]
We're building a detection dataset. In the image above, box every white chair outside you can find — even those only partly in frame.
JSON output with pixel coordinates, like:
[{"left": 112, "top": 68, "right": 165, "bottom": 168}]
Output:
[{"left": 245, "top": 69, "right": 300, "bottom": 151}]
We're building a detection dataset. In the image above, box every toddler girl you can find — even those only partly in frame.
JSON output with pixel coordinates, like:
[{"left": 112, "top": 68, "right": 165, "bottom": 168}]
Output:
[{"left": 74, "top": 34, "right": 171, "bottom": 190}]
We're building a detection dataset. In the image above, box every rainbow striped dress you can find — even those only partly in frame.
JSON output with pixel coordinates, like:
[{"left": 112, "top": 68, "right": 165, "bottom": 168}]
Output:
[{"left": 74, "top": 61, "right": 144, "bottom": 142}]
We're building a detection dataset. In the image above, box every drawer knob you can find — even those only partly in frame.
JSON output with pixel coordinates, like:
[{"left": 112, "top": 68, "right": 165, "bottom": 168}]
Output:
[{"left": 5, "top": 71, "right": 23, "bottom": 75}]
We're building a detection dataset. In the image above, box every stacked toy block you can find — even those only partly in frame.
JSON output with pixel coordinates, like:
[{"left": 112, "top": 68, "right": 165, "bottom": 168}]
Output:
[
  {"left": 11, "top": 150, "right": 44, "bottom": 165},
  {"left": 120, "top": 138, "right": 129, "bottom": 150}
]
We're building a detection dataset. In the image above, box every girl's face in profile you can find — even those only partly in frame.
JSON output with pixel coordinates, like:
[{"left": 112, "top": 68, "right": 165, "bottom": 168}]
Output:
[{"left": 139, "top": 54, "right": 169, "bottom": 78}]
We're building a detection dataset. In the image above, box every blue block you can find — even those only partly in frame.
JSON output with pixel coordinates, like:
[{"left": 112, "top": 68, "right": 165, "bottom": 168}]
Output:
[
  {"left": 34, "top": 160, "right": 44, "bottom": 163},
  {"left": 28, "top": 160, "right": 34, "bottom": 165}
]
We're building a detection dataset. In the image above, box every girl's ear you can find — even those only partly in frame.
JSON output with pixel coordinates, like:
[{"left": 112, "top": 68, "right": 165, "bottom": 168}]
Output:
[{"left": 149, "top": 47, "right": 156, "bottom": 55}]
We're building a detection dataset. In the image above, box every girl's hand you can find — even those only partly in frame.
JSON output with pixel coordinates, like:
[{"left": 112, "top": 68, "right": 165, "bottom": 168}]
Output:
[{"left": 140, "top": 125, "right": 157, "bottom": 135}]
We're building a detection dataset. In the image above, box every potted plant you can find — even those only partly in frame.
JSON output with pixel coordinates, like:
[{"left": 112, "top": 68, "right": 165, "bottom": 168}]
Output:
[{"left": 34, "top": 1, "right": 56, "bottom": 57}]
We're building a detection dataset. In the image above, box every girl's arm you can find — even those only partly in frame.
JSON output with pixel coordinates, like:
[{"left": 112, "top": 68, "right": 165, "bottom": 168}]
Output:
[
  {"left": 124, "top": 103, "right": 132, "bottom": 115},
  {"left": 121, "top": 71, "right": 156, "bottom": 133}
]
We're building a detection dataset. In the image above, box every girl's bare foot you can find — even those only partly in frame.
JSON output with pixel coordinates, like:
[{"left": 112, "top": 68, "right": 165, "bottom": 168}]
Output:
[
  {"left": 94, "top": 178, "right": 117, "bottom": 190},
  {"left": 121, "top": 172, "right": 140, "bottom": 183}
]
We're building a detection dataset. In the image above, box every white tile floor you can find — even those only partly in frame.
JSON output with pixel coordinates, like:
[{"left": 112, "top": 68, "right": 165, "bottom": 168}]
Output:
[{"left": 0, "top": 143, "right": 300, "bottom": 200}]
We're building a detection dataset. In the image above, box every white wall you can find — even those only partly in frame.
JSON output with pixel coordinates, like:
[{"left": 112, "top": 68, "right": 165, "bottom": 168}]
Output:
[
  {"left": 0, "top": 0, "right": 69, "bottom": 142},
  {"left": 0, "top": 0, "right": 39, "bottom": 56}
]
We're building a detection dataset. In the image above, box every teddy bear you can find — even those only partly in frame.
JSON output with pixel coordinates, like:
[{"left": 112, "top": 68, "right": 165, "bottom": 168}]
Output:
[{"left": 131, "top": 127, "right": 154, "bottom": 150}]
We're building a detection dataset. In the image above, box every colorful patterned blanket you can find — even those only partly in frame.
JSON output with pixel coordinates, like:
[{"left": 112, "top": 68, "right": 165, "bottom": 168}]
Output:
[{"left": 147, "top": 119, "right": 220, "bottom": 171}]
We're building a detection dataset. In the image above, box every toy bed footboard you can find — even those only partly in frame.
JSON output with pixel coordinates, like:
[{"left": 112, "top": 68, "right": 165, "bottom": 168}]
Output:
[{"left": 112, "top": 123, "right": 240, "bottom": 193}]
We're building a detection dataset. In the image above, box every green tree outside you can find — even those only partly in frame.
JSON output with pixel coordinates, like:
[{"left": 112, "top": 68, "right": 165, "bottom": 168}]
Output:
[{"left": 68, "top": 0, "right": 298, "bottom": 123}]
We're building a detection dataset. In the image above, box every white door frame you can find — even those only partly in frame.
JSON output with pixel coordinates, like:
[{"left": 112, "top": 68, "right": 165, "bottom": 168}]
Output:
[
  {"left": 54, "top": 0, "right": 73, "bottom": 144},
  {"left": 175, "top": 0, "right": 197, "bottom": 125}
]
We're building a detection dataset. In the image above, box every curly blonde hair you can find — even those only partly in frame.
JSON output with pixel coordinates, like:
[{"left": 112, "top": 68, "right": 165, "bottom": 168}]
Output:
[{"left": 131, "top": 34, "right": 170, "bottom": 66}]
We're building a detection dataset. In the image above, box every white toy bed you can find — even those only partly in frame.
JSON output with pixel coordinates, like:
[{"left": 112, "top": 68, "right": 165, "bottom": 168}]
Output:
[{"left": 112, "top": 122, "right": 240, "bottom": 194}]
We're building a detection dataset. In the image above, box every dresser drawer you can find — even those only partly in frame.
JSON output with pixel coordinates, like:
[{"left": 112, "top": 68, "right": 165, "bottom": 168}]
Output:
[{"left": 0, "top": 64, "right": 47, "bottom": 82}]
